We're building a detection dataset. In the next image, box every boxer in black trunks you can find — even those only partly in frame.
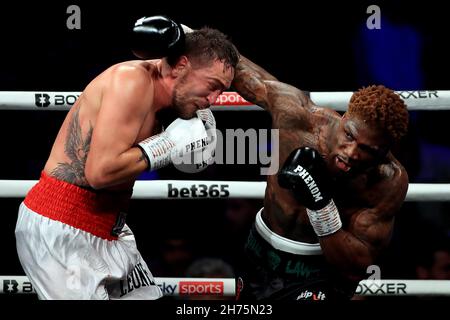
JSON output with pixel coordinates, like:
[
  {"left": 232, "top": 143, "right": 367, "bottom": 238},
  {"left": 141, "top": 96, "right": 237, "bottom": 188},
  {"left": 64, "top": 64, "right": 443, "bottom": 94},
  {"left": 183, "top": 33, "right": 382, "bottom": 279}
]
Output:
[{"left": 232, "top": 56, "right": 409, "bottom": 300}]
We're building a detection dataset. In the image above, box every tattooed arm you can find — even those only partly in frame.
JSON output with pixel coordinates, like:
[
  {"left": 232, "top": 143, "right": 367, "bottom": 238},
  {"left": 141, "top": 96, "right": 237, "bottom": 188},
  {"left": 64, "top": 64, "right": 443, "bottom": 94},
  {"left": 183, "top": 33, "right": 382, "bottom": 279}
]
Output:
[
  {"left": 84, "top": 66, "right": 154, "bottom": 189},
  {"left": 232, "top": 55, "right": 313, "bottom": 126}
]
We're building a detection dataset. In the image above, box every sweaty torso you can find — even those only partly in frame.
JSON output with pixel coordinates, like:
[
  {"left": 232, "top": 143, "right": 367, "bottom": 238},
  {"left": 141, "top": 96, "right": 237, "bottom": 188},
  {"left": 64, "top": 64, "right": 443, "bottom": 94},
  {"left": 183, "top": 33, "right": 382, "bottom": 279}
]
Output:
[
  {"left": 264, "top": 107, "right": 403, "bottom": 243},
  {"left": 43, "top": 60, "right": 162, "bottom": 191}
]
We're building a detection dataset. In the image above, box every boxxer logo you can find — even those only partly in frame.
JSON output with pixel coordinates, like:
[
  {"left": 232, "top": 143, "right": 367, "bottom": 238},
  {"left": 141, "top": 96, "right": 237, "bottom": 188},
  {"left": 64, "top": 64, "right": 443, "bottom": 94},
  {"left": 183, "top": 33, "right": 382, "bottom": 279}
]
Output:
[
  {"left": 396, "top": 90, "right": 438, "bottom": 99},
  {"left": 34, "top": 93, "right": 80, "bottom": 108},
  {"left": 35, "top": 93, "right": 50, "bottom": 107},
  {"left": 3, "top": 280, "right": 18, "bottom": 293}
]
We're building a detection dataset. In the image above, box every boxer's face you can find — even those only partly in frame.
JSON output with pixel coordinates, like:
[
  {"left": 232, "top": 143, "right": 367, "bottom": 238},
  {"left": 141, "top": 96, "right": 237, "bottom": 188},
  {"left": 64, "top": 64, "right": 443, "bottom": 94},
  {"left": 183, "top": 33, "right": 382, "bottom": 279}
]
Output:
[
  {"left": 172, "top": 58, "right": 234, "bottom": 119},
  {"left": 329, "top": 113, "right": 389, "bottom": 175}
]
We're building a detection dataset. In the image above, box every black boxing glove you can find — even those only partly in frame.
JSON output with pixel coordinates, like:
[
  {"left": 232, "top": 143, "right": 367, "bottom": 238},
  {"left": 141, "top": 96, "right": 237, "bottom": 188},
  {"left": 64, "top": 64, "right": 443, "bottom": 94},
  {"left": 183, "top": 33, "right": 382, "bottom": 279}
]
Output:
[
  {"left": 131, "top": 15, "right": 185, "bottom": 60},
  {"left": 278, "top": 147, "right": 342, "bottom": 237}
]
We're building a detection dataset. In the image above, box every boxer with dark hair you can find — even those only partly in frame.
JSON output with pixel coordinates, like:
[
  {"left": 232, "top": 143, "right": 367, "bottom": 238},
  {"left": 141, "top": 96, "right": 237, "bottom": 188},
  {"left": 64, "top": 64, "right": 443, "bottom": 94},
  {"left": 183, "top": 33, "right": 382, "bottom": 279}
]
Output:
[{"left": 15, "top": 16, "right": 239, "bottom": 300}]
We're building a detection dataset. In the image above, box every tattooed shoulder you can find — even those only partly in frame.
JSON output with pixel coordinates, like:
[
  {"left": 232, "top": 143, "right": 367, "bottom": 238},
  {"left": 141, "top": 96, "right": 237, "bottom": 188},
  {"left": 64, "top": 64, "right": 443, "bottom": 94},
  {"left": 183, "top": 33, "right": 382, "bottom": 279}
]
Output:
[{"left": 50, "top": 106, "right": 93, "bottom": 186}]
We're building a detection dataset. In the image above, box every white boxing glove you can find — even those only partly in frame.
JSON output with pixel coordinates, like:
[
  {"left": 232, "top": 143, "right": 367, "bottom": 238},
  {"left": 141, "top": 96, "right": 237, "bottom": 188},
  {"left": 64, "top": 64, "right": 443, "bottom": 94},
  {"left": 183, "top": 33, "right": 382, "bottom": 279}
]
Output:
[
  {"left": 173, "top": 109, "right": 217, "bottom": 173},
  {"left": 138, "top": 117, "right": 208, "bottom": 172},
  {"left": 196, "top": 109, "right": 217, "bottom": 165}
]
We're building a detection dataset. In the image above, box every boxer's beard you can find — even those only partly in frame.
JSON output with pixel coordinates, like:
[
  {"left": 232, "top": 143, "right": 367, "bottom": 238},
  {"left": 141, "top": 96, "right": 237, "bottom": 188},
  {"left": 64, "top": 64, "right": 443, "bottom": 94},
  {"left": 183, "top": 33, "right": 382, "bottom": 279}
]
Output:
[{"left": 172, "top": 75, "right": 195, "bottom": 119}]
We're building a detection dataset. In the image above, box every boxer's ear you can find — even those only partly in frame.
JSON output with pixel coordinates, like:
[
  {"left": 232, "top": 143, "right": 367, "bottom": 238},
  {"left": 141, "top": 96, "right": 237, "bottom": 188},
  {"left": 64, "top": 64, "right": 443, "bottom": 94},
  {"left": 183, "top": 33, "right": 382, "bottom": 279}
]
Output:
[{"left": 171, "top": 56, "right": 190, "bottom": 77}]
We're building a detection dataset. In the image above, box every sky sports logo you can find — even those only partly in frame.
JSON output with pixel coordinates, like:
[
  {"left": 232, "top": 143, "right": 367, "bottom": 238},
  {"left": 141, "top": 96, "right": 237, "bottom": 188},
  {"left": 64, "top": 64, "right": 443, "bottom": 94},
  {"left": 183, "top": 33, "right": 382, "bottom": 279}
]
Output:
[
  {"left": 179, "top": 281, "right": 224, "bottom": 296},
  {"left": 214, "top": 92, "right": 252, "bottom": 105}
]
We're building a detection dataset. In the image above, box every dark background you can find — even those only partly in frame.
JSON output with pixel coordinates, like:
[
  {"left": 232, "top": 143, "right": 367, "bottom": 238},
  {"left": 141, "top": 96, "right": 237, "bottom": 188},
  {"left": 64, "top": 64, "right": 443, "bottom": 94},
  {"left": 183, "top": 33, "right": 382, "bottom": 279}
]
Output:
[{"left": 1, "top": 0, "right": 450, "bottom": 299}]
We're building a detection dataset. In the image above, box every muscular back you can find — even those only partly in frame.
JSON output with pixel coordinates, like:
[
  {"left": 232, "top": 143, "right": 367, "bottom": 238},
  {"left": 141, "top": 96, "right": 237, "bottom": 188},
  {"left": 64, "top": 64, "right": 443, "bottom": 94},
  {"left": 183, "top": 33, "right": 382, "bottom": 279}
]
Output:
[{"left": 44, "top": 60, "right": 162, "bottom": 191}]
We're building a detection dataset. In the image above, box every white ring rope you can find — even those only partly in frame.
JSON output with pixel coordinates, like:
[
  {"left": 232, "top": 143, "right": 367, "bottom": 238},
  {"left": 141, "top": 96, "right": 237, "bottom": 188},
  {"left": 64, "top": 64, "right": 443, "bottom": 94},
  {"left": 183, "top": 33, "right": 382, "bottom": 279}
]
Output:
[
  {"left": 0, "top": 180, "right": 449, "bottom": 201},
  {"left": 2, "top": 90, "right": 448, "bottom": 298},
  {"left": 1, "top": 90, "right": 449, "bottom": 111},
  {"left": 1, "top": 276, "right": 449, "bottom": 296}
]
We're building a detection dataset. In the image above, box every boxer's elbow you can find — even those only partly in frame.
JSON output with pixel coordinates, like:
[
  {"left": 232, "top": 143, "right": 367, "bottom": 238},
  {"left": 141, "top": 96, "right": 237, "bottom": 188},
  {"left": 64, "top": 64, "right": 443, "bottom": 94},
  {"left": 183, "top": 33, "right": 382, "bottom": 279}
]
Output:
[
  {"left": 85, "top": 158, "right": 113, "bottom": 190},
  {"left": 85, "top": 169, "right": 107, "bottom": 190}
]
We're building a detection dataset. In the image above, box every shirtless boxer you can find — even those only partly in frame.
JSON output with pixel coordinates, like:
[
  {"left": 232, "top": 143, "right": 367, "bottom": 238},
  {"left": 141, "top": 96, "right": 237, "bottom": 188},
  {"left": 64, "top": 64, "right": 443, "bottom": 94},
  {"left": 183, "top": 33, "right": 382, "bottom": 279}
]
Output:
[
  {"left": 15, "top": 16, "right": 239, "bottom": 299},
  {"left": 232, "top": 56, "right": 409, "bottom": 300}
]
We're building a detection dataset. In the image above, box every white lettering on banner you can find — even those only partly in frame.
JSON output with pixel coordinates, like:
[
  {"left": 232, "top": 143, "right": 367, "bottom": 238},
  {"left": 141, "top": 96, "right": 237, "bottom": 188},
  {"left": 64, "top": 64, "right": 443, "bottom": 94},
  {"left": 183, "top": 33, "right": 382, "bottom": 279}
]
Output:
[
  {"left": 215, "top": 92, "right": 252, "bottom": 106},
  {"left": 179, "top": 281, "right": 224, "bottom": 295}
]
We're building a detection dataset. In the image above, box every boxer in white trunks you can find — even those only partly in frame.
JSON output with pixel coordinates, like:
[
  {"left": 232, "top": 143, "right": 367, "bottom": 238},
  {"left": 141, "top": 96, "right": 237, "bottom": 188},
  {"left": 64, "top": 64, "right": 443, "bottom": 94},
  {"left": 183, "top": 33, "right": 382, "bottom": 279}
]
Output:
[{"left": 15, "top": 16, "right": 238, "bottom": 299}]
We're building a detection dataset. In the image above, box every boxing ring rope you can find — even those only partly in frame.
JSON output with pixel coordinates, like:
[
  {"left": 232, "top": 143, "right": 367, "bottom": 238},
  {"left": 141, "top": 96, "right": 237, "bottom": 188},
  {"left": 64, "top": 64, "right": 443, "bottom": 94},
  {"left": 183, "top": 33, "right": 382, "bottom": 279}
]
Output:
[
  {"left": 1, "top": 90, "right": 450, "bottom": 111},
  {"left": 0, "top": 180, "right": 449, "bottom": 201},
  {"left": 1, "top": 276, "right": 449, "bottom": 296},
  {"left": 2, "top": 89, "right": 450, "bottom": 202},
  {"left": 2, "top": 90, "right": 450, "bottom": 298}
]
